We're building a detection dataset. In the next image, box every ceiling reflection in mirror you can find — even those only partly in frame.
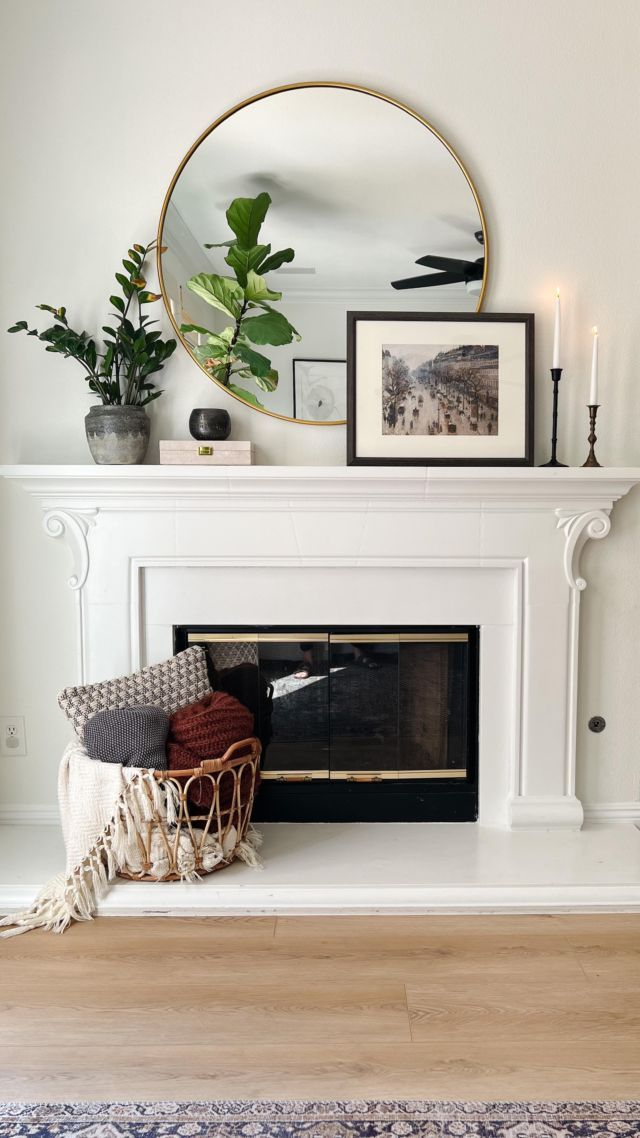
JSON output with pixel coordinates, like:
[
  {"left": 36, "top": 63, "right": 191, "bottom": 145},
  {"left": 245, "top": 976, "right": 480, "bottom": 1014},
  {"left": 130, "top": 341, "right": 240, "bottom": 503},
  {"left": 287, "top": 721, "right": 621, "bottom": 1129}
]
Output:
[{"left": 158, "top": 84, "right": 488, "bottom": 425}]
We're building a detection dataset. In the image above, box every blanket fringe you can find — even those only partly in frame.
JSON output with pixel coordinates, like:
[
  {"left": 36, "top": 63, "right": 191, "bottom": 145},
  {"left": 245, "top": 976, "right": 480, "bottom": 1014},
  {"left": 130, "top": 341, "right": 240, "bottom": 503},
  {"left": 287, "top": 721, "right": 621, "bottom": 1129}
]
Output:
[
  {"left": 0, "top": 778, "right": 263, "bottom": 937},
  {"left": 1, "top": 773, "right": 178, "bottom": 937}
]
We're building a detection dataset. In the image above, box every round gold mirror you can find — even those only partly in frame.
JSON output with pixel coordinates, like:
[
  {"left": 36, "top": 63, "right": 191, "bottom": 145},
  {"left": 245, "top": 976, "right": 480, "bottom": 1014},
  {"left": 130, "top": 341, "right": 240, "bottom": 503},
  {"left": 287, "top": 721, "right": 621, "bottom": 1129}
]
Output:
[{"left": 157, "top": 82, "right": 488, "bottom": 426}]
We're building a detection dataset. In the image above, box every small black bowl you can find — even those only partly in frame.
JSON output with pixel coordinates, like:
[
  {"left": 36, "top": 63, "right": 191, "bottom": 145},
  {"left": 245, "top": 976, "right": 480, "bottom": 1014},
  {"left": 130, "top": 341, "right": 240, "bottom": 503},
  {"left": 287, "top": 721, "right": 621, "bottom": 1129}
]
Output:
[{"left": 189, "top": 408, "right": 231, "bottom": 441}]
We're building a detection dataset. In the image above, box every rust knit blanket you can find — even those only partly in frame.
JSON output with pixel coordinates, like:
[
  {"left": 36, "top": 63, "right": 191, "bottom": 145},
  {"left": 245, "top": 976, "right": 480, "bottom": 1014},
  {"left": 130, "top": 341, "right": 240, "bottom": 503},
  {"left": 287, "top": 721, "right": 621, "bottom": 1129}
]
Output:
[{"left": 167, "top": 690, "right": 256, "bottom": 810}]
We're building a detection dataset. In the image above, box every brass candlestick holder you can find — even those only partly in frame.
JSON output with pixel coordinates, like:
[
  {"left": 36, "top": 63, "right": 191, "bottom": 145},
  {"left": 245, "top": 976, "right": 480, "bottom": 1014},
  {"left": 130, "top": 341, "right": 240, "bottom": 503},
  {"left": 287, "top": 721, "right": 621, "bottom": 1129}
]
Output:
[
  {"left": 539, "top": 367, "right": 567, "bottom": 467},
  {"left": 582, "top": 404, "right": 601, "bottom": 468}
]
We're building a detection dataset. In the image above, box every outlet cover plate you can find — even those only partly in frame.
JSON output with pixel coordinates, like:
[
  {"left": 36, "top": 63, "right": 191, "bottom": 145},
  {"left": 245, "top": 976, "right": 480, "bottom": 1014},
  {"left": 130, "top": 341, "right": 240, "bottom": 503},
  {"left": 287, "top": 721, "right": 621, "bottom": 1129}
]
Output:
[{"left": 0, "top": 716, "right": 26, "bottom": 757}]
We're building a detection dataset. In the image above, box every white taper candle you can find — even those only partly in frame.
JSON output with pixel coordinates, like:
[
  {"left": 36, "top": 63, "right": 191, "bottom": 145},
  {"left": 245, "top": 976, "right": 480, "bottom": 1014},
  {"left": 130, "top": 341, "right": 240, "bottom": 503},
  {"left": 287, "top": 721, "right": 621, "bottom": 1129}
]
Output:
[
  {"left": 552, "top": 288, "right": 561, "bottom": 369},
  {"left": 589, "top": 327, "right": 599, "bottom": 405}
]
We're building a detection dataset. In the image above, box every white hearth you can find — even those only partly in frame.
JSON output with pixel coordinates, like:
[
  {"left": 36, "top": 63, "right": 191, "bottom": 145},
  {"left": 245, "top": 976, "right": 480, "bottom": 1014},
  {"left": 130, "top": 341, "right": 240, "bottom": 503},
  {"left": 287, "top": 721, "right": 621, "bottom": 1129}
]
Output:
[{"left": 3, "top": 464, "right": 640, "bottom": 836}]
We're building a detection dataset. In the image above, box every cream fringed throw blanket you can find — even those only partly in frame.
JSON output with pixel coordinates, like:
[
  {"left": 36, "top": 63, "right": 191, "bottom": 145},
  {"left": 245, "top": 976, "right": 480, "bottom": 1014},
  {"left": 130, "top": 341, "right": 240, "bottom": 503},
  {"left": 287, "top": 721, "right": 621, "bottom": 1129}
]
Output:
[{"left": 0, "top": 742, "right": 261, "bottom": 938}]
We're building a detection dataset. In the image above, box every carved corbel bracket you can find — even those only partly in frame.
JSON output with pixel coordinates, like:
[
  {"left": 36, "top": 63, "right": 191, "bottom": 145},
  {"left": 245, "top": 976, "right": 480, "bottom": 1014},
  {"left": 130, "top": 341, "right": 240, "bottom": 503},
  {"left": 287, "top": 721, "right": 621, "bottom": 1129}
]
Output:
[
  {"left": 556, "top": 507, "right": 612, "bottom": 591},
  {"left": 42, "top": 508, "right": 98, "bottom": 591}
]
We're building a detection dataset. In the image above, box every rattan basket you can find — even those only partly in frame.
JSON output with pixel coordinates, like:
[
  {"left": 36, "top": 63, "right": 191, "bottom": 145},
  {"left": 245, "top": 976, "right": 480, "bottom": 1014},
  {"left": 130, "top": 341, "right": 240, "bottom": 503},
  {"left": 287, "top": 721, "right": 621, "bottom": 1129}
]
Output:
[{"left": 118, "top": 736, "right": 261, "bottom": 882}]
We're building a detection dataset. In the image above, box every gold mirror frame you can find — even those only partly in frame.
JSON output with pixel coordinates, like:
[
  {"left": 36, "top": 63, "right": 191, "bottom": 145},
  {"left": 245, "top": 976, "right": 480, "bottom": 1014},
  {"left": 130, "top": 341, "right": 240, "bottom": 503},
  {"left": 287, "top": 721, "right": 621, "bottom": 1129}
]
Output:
[{"left": 156, "top": 81, "right": 489, "bottom": 427}]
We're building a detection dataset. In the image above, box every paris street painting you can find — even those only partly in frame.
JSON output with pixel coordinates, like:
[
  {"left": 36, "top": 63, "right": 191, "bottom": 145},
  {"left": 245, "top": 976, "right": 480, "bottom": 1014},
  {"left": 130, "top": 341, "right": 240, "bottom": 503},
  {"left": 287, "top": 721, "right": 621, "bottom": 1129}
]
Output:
[{"left": 382, "top": 344, "right": 499, "bottom": 436}]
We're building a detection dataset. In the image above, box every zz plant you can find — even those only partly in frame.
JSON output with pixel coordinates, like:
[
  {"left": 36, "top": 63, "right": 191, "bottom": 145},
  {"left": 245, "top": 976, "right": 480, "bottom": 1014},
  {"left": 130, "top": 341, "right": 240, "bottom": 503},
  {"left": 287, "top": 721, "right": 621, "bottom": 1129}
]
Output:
[
  {"left": 183, "top": 192, "right": 300, "bottom": 408},
  {"left": 8, "top": 241, "right": 176, "bottom": 406}
]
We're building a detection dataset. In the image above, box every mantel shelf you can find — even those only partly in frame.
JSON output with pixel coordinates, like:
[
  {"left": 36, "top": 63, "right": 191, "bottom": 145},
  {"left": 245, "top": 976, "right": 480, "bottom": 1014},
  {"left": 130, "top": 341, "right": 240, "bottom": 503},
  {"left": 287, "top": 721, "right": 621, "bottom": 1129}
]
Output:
[{"left": 2, "top": 463, "right": 640, "bottom": 510}]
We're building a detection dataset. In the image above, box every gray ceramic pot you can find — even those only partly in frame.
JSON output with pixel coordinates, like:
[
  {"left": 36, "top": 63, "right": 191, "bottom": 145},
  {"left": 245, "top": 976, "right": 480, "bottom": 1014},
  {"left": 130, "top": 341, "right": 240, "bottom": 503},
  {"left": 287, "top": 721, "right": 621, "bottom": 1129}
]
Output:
[{"left": 85, "top": 405, "right": 150, "bottom": 465}]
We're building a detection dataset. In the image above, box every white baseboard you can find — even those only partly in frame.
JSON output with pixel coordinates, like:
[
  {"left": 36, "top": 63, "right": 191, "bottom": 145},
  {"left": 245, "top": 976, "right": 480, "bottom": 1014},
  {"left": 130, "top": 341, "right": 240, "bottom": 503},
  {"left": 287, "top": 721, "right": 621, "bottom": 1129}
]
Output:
[
  {"left": 583, "top": 802, "right": 640, "bottom": 824},
  {"left": 0, "top": 805, "right": 59, "bottom": 825},
  {"left": 1, "top": 802, "right": 639, "bottom": 826}
]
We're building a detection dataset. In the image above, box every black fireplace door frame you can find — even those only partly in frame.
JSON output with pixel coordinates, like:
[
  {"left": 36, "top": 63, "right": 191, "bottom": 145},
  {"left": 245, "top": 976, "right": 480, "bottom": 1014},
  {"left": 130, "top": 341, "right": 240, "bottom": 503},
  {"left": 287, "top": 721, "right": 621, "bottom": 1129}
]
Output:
[{"left": 173, "top": 625, "right": 479, "bottom": 823}]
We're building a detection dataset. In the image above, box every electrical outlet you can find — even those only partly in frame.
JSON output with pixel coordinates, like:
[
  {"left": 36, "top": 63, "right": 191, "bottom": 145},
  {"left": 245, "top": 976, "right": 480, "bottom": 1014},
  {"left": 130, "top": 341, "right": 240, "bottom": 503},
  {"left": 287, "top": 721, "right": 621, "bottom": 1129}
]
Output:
[{"left": 0, "top": 716, "right": 26, "bottom": 756}]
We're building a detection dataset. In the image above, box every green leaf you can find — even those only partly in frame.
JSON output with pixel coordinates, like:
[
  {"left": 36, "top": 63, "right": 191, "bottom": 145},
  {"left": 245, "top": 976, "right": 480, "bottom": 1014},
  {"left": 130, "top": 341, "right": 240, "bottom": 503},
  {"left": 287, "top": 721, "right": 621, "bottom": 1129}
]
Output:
[
  {"left": 254, "top": 368, "right": 279, "bottom": 393},
  {"left": 7, "top": 320, "right": 28, "bottom": 333},
  {"left": 257, "top": 247, "right": 295, "bottom": 274},
  {"left": 242, "top": 309, "right": 297, "bottom": 346},
  {"left": 234, "top": 340, "right": 273, "bottom": 378},
  {"left": 122, "top": 259, "right": 136, "bottom": 274},
  {"left": 225, "top": 243, "right": 270, "bottom": 287},
  {"left": 225, "top": 192, "right": 271, "bottom": 250},
  {"left": 227, "top": 383, "right": 264, "bottom": 409},
  {"left": 203, "top": 239, "right": 238, "bottom": 249},
  {"left": 180, "top": 322, "right": 215, "bottom": 336},
  {"left": 110, "top": 295, "right": 125, "bottom": 313},
  {"left": 102, "top": 344, "right": 115, "bottom": 375},
  {"left": 193, "top": 343, "right": 231, "bottom": 368},
  {"left": 244, "top": 270, "right": 281, "bottom": 303},
  {"left": 187, "top": 273, "right": 244, "bottom": 318}
]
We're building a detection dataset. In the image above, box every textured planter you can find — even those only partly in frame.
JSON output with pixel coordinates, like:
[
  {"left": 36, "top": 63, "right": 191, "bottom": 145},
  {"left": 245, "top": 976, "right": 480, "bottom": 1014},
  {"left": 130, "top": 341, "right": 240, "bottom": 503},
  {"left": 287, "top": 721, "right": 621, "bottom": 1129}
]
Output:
[
  {"left": 85, "top": 405, "right": 150, "bottom": 465},
  {"left": 189, "top": 407, "right": 231, "bottom": 441}
]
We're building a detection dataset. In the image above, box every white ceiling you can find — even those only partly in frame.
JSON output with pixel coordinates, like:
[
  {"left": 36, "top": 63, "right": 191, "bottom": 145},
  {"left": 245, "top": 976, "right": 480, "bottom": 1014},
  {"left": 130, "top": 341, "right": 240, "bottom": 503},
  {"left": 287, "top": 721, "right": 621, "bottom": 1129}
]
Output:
[{"left": 168, "top": 86, "right": 484, "bottom": 296}]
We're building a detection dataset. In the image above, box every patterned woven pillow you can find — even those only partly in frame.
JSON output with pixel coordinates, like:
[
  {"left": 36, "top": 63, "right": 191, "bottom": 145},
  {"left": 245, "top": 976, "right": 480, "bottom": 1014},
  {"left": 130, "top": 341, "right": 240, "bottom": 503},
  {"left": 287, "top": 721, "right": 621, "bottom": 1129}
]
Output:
[{"left": 58, "top": 647, "right": 212, "bottom": 739}]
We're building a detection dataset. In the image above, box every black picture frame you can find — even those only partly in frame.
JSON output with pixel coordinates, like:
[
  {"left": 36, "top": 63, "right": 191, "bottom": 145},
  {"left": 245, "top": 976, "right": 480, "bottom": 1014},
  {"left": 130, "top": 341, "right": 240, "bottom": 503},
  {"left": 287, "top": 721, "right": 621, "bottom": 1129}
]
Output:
[
  {"left": 292, "top": 357, "right": 347, "bottom": 422},
  {"left": 346, "top": 311, "right": 534, "bottom": 467}
]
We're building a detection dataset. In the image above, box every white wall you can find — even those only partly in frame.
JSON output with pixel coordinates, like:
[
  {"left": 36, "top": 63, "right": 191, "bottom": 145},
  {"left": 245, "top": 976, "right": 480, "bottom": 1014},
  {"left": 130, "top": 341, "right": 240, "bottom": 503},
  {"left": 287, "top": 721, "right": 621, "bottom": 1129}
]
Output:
[{"left": 1, "top": 0, "right": 639, "bottom": 810}]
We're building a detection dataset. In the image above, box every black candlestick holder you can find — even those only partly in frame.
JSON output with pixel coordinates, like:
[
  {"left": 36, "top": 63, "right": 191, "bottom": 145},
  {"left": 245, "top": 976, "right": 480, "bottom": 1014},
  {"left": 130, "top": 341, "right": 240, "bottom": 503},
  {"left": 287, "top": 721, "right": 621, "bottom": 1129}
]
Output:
[
  {"left": 582, "top": 404, "right": 601, "bottom": 467},
  {"left": 539, "top": 367, "right": 567, "bottom": 467}
]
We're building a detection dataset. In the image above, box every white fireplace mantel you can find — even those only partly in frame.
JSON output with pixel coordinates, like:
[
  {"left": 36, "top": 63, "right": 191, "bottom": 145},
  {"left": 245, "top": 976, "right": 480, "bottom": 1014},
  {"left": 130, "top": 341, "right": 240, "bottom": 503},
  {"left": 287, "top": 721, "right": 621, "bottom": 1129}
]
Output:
[{"left": 4, "top": 463, "right": 640, "bottom": 833}]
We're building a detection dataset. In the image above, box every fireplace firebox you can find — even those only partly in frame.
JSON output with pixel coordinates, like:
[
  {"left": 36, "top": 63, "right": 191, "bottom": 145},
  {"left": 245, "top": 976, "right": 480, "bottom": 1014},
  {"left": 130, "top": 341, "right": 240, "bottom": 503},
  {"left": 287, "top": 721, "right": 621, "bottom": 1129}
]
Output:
[{"left": 174, "top": 626, "right": 478, "bottom": 822}]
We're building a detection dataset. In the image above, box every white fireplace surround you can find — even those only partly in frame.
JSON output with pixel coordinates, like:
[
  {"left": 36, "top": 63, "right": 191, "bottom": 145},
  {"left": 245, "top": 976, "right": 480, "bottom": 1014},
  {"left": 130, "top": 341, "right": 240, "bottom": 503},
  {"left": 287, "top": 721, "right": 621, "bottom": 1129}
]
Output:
[{"left": 3, "top": 464, "right": 640, "bottom": 835}]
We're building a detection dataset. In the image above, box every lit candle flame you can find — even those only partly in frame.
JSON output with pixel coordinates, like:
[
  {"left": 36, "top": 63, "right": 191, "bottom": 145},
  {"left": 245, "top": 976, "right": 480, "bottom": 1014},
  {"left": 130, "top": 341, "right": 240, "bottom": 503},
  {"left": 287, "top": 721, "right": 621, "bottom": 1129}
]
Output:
[
  {"left": 556, "top": 287, "right": 560, "bottom": 298},
  {"left": 592, "top": 326, "right": 598, "bottom": 335}
]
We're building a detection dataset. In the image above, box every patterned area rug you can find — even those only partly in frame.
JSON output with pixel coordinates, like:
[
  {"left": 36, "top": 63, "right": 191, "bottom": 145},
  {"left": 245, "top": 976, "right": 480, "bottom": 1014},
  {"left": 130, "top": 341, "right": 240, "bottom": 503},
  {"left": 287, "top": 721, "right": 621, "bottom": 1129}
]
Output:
[{"left": 1, "top": 1102, "right": 640, "bottom": 1137}]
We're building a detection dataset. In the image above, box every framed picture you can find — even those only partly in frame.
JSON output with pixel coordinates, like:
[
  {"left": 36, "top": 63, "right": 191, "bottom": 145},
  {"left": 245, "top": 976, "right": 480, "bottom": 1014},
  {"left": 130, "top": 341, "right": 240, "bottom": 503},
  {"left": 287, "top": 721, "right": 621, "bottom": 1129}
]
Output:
[
  {"left": 293, "top": 358, "right": 347, "bottom": 422},
  {"left": 346, "top": 312, "right": 534, "bottom": 466}
]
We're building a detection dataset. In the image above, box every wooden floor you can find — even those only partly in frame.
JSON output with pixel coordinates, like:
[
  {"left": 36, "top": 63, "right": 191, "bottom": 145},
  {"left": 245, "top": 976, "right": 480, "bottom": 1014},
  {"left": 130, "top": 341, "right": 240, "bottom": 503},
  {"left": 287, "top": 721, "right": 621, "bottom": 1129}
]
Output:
[{"left": 1, "top": 914, "right": 640, "bottom": 1101}]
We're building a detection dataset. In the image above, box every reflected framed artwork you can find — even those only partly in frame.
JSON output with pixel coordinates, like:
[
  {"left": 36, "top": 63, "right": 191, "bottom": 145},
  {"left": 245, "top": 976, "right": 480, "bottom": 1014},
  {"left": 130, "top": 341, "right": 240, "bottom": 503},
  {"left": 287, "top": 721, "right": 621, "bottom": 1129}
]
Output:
[
  {"left": 292, "top": 358, "right": 347, "bottom": 422},
  {"left": 347, "top": 312, "right": 534, "bottom": 466}
]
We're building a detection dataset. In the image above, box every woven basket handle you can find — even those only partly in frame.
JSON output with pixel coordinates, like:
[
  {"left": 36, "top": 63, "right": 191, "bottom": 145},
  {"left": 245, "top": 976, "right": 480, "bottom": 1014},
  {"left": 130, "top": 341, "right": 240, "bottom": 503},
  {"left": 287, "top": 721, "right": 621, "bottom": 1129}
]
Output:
[{"left": 163, "top": 736, "right": 261, "bottom": 779}]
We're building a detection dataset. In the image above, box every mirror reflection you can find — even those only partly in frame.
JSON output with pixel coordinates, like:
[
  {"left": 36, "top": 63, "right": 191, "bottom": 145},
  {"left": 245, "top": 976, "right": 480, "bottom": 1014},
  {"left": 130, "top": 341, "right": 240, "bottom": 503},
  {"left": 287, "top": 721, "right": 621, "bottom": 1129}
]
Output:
[{"left": 158, "top": 84, "right": 487, "bottom": 424}]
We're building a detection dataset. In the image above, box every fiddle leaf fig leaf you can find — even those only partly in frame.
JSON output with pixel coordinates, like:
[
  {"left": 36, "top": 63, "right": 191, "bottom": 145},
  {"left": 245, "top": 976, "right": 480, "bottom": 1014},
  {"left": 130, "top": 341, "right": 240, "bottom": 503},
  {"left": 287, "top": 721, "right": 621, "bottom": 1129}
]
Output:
[
  {"left": 187, "top": 273, "right": 244, "bottom": 318},
  {"left": 180, "top": 322, "right": 216, "bottom": 337},
  {"left": 233, "top": 340, "right": 274, "bottom": 378},
  {"left": 193, "top": 342, "right": 231, "bottom": 367},
  {"left": 203, "top": 239, "right": 237, "bottom": 249},
  {"left": 227, "top": 383, "right": 264, "bottom": 409},
  {"left": 244, "top": 270, "right": 281, "bottom": 303},
  {"left": 225, "top": 243, "right": 270, "bottom": 287},
  {"left": 254, "top": 368, "right": 279, "bottom": 393},
  {"left": 226, "top": 192, "right": 271, "bottom": 250},
  {"left": 257, "top": 247, "right": 295, "bottom": 275},
  {"left": 242, "top": 309, "right": 297, "bottom": 346}
]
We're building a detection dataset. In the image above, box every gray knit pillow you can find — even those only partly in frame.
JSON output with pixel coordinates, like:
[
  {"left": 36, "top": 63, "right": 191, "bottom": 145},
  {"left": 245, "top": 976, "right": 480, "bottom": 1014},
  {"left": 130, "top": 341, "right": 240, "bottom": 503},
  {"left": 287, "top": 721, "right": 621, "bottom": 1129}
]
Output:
[
  {"left": 84, "top": 705, "right": 169, "bottom": 769},
  {"left": 58, "top": 646, "right": 211, "bottom": 740}
]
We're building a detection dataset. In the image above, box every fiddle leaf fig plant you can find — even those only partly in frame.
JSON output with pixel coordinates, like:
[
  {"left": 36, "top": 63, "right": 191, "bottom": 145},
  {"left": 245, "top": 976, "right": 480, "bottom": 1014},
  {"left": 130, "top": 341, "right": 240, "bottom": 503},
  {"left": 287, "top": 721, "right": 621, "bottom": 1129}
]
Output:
[
  {"left": 8, "top": 241, "right": 177, "bottom": 406},
  {"left": 182, "top": 192, "right": 300, "bottom": 407}
]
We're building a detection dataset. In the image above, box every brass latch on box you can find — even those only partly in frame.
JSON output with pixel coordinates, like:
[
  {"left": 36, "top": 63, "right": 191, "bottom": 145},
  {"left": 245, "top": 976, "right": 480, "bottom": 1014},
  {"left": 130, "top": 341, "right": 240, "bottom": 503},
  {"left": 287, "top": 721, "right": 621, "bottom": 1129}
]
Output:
[{"left": 198, "top": 446, "right": 213, "bottom": 456}]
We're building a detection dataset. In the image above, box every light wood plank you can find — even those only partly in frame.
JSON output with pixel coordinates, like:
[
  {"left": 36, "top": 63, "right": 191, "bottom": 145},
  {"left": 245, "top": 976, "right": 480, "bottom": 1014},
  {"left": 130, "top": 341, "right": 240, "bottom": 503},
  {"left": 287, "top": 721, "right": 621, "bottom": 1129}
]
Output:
[
  {"left": 0, "top": 976, "right": 410, "bottom": 1045},
  {"left": 0, "top": 916, "right": 277, "bottom": 960},
  {"left": 3, "top": 1040, "right": 640, "bottom": 1102},
  {"left": 407, "top": 977, "right": 640, "bottom": 1040}
]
